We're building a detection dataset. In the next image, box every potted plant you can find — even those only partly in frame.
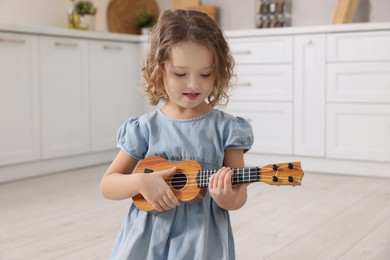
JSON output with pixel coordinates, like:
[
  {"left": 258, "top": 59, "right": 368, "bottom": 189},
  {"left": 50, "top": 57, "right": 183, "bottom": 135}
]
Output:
[
  {"left": 68, "top": 0, "right": 97, "bottom": 30},
  {"left": 135, "top": 10, "right": 157, "bottom": 34}
]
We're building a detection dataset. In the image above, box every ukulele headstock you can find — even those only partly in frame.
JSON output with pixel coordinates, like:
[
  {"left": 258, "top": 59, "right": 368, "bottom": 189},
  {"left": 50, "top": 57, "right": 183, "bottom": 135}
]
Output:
[{"left": 260, "top": 162, "right": 303, "bottom": 186}]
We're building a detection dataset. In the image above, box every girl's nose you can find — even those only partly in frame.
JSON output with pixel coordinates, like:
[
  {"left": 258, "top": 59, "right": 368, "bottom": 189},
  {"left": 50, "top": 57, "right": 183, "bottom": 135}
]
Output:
[{"left": 187, "top": 76, "right": 198, "bottom": 90}]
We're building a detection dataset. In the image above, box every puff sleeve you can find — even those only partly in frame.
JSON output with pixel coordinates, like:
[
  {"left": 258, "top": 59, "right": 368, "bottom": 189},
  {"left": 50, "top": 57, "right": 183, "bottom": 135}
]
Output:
[
  {"left": 116, "top": 117, "right": 149, "bottom": 160},
  {"left": 224, "top": 117, "right": 254, "bottom": 153}
]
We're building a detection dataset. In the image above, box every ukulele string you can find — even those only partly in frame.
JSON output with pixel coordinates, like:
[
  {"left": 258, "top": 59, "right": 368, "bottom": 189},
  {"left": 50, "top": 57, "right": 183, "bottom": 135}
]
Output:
[
  {"left": 164, "top": 177, "right": 302, "bottom": 186},
  {"left": 152, "top": 164, "right": 302, "bottom": 176},
  {"left": 165, "top": 175, "right": 302, "bottom": 186},
  {"left": 136, "top": 165, "right": 302, "bottom": 186}
]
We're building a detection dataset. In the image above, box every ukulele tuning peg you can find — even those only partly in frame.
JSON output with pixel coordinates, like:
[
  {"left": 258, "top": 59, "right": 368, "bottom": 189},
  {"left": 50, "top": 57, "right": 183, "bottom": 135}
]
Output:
[
  {"left": 272, "top": 164, "right": 278, "bottom": 171},
  {"left": 288, "top": 163, "right": 294, "bottom": 169},
  {"left": 272, "top": 176, "right": 278, "bottom": 182}
]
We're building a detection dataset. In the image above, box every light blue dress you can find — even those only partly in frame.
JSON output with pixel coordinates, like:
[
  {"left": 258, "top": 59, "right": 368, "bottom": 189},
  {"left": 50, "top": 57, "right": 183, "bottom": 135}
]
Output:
[{"left": 110, "top": 109, "right": 254, "bottom": 260}]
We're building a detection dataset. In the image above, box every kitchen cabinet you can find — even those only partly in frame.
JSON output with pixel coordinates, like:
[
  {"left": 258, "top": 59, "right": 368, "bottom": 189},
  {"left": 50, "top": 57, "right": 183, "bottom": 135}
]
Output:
[
  {"left": 226, "top": 101, "right": 293, "bottom": 155},
  {"left": 226, "top": 36, "right": 293, "bottom": 155},
  {"left": 40, "top": 36, "right": 90, "bottom": 159},
  {"left": 0, "top": 32, "right": 40, "bottom": 166},
  {"left": 89, "top": 40, "right": 139, "bottom": 151},
  {"left": 327, "top": 104, "right": 390, "bottom": 162},
  {"left": 326, "top": 30, "right": 390, "bottom": 163},
  {"left": 293, "top": 34, "right": 326, "bottom": 157},
  {"left": 0, "top": 26, "right": 140, "bottom": 182},
  {"left": 225, "top": 24, "right": 390, "bottom": 177}
]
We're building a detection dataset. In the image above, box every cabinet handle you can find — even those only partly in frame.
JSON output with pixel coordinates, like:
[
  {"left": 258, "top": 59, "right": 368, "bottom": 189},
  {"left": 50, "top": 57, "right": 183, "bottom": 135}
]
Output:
[
  {"left": 54, "top": 42, "right": 78, "bottom": 48},
  {"left": 0, "top": 38, "right": 26, "bottom": 45},
  {"left": 232, "top": 50, "right": 251, "bottom": 55},
  {"left": 305, "top": 39, "right": 313, "bottom": 45},
  {"left": 235, "top": 82, "right": 252, "bottom": 87},
  {"left": 103, "top": 45, "right": 123, "bottom": 50}
]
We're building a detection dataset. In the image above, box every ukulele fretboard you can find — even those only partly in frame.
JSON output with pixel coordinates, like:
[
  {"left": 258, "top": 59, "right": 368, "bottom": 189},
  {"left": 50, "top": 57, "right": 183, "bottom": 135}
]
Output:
[{"left": 196, "top": 167, "right": 260, "bottom": 188}]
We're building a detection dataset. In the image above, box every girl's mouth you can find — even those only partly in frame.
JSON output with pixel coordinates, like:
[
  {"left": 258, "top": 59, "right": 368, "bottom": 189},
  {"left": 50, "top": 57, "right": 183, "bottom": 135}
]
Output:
[{"left": 183, "top": 93, "right": 200, "bottom": 100}]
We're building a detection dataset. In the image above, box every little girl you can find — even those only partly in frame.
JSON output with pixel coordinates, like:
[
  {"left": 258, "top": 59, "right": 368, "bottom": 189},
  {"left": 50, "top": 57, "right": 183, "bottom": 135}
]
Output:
[{"left": 100, "top": 9, "right": 254, "bottom": 260}]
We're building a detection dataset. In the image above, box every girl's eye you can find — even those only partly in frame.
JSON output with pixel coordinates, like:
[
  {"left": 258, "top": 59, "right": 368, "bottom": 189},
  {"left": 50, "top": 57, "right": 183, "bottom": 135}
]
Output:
[
  {"left": 201, "top": 74, "right": 211, "bottom": 78},
  {"left": 174, "top": 73, "right": 186, "bottom": 77}
]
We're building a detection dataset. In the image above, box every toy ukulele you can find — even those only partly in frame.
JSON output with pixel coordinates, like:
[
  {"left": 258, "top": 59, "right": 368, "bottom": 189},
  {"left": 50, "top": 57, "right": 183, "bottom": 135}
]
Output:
[{"left": 132, "top": 156, "right": 304, "bottom": 212}]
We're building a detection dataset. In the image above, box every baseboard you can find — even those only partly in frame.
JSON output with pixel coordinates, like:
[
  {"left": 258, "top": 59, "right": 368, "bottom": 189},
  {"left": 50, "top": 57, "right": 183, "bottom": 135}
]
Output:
[{"left": 0, "top": 150, "right": 117, "bottom": 183}]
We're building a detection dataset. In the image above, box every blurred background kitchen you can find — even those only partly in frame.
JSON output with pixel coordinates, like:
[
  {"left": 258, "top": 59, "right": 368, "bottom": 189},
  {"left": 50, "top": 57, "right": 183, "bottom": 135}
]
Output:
[{"left": 1, "top": 0, "right": 390, "bottom": 259}]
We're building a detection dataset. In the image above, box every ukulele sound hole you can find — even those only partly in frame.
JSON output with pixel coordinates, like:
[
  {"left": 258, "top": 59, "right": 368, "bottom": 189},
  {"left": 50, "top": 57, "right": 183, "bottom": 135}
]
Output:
[{"left": 171, "top": 172, "right": 188, "bottom": 190}]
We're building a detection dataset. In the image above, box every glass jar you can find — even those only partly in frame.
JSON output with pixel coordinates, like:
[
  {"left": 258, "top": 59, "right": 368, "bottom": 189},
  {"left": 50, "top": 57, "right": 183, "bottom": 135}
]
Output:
[{"left": 255, "top": 0, "right": 291, "bottom": 29}]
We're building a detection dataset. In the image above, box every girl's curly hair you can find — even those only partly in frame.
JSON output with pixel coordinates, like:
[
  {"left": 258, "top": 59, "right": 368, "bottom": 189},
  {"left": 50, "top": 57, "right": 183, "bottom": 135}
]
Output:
[{"left": 141, "top": 9, "right": 234, "bottom": 108}]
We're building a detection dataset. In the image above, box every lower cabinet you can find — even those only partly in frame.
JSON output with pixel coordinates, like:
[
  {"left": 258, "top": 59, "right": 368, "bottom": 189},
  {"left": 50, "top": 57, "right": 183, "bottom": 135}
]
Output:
[
  {"left": 224, "top": 102, "right": 293, "bottom": 155},
  {"left": 0, "top": 30, "right": 140, "bottom": 182},
  {"left": 40, "top": 36, "right": 90, "bottom": 159},
  {"left": 0, "top": 33, "right": 40, "bottom": 166},
  {"left": 293, "top": 34, "right": 326, "bottom": 157},
  {"left": 89, "top": 40, "right": 139, "bottom": 152},
  {"left": 327, "top": 104, "right": 390, "bottom": 163}
]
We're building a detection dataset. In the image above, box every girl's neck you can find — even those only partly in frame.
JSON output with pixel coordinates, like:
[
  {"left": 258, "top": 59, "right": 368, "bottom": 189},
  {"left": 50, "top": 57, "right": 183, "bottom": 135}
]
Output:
[{"left": 160, "top": 102, "right": 213, "bottom": 120}]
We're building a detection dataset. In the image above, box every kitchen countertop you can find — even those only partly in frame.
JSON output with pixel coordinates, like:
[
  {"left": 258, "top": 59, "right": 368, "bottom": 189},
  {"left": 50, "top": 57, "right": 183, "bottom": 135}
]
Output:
[
  {"left": 1, "top": 22, "right": 390, "bottom": 41},
  {"left": 0, "top": 24, "right": 142, "bottom": 42},
  {"left": 225, "top": 22, "right": 390, "bottom": 38}
]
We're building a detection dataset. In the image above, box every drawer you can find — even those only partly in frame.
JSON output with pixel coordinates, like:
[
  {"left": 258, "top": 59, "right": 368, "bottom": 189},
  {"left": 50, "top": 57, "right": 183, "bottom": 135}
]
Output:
[
  {"left": 228, "top": 36, "right": 292, "bottom": 64},
  {"left": 327, "top": 104, "right": 390, "bottom": 162},
  {"left": 230, "top": 64, "right": 292, "bottom": 102},
  {"left": 327, "top": 31, "right": 390, "bottom": 61},
  {"left": 327, "top": 62, "right": 390, "bottom": 103},
  {"left": 224, "top": 101, "right": 293, "bottom": 155}
]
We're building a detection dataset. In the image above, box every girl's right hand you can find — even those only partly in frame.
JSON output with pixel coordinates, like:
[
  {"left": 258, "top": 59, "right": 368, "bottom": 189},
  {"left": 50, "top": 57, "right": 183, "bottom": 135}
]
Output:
[{"left": 138, "top": 167, "right": 180, "bottom": 212}]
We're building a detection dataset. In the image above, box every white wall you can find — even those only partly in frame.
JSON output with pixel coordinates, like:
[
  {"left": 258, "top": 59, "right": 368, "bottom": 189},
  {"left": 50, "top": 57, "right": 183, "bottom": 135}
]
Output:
[{"left": 0, "top": 0, "right": 389, "bottom": 32}]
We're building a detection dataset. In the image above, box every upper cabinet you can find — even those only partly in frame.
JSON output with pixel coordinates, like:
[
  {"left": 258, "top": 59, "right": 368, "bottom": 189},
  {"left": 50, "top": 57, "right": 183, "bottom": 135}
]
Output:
[{"left": 0, "top": 32, "right": 40, "bottom": 166}]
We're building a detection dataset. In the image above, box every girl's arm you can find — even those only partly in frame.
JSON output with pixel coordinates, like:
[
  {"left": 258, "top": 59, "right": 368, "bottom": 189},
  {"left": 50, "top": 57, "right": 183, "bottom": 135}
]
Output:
[
  {"left": 100, "top": 150, "right": 180, "bottom": 212},
  {"left": 209, "top": 149, "right": 249, "bottom": 210}
]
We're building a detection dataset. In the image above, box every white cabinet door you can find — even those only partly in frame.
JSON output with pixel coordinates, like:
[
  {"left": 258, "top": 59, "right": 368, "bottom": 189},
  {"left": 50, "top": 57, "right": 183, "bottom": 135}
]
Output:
[
  {"left": 89, "top": 40, "right": 140, "bottom": 151},
  {"left": 0, "top": 33, "right": 40, "bottom": 165},
  {"left": 231, "top": 64, "right": 293, "bottom": 102},
  {"left": 327, "top": 104, "right": 390, "bottom": 162},
  {"left": 229, "top": 36, "right": 293, "bottom": 64},
  {"left": 39, "top": 36, "right": 90, "bottom": 159},
  {"left": 327, "top": 62, "right": 390, "bottom": 103},
  {"left": 225, "top": 102, "right": 293, "bottom": 155},
  {"left": 327, "top": 31, "right": 390, "bottom": 61},
  {"left": 294, "top": 34, "right": 326, "bottom": 157}
]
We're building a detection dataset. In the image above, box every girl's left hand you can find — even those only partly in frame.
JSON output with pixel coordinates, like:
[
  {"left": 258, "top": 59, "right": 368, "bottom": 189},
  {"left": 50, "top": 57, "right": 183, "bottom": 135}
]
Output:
[{"left": 208, "top": 167, "right": 249, "bottom": 210}]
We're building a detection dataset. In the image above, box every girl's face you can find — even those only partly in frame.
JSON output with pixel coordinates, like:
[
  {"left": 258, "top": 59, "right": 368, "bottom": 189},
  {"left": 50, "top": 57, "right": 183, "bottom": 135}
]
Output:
[{"left": 163, "top": 41, "right": 215, "bottom": 116}]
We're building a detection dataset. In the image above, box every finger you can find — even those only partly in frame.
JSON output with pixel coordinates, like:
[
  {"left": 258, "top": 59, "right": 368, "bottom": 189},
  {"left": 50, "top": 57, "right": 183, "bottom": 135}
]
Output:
[
  {"left": 223, "top": 169, "right": 233, "bottom": 191},
  {"left": 208, "top": 171, "right": 215, "bottom": 189},
  {"left": 217, "top": 167, "right": 229, "bottom": 190},
  {"left": 164, "top": 189, "right": 180, "bottom": 207},
  {"left": 211, "top": 167, "right": 224, "bottom": 189},
  {"left": 160, "top": 167, "right": 177, "bottom": 178},
  {"left": 156, "top": 197, "right": 171, "bottom": 211},
  {"left": 148, "top": 198, "right": 163, "bottom": 212}
]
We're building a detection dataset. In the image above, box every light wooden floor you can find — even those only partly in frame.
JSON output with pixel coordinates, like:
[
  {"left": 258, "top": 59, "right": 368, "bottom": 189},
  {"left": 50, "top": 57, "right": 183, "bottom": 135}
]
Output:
[{"left": 1, "top": 165, "right": 390, "bottom": 260}]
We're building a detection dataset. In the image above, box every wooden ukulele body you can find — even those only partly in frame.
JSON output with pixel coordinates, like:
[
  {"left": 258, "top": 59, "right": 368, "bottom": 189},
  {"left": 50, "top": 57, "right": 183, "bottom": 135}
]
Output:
[{"left": 132, "top": 156, "right": 206, "bottom": 212}]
